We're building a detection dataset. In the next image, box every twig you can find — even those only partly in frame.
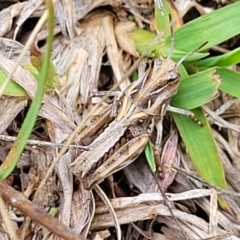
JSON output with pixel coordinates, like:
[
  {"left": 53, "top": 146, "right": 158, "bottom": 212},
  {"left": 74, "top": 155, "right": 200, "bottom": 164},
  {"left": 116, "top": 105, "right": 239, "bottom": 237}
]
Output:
[
  {"left": 0, "top": 181, "right": 84, "bottom": 240},
  {"left": 0, "top": 135, "right": 90, "bottom": 150}
]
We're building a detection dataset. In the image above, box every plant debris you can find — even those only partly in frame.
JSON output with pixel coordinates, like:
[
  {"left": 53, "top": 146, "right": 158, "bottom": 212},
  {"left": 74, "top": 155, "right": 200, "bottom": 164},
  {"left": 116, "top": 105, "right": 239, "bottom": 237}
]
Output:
[{"left": 0, "top": 0, "right": 240, "bottom": 240}]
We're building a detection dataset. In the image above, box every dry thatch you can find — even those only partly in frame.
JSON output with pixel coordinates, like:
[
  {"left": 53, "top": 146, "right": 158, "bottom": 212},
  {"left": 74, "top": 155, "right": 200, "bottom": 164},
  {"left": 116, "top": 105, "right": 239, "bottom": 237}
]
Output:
[{"left": 0, "top": 0, "right": 240, "bottom": 240}]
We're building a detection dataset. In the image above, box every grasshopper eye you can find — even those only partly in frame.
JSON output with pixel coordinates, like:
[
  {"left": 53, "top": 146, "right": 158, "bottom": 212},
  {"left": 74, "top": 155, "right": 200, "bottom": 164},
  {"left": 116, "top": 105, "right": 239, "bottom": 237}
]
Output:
[{"left": 168, "top": 71, "right": 179, "bottom": 82}]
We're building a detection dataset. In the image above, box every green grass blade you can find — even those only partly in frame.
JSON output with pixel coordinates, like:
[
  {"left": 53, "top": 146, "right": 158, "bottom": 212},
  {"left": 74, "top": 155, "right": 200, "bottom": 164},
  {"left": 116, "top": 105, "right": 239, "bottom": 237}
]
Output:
[
  {"left": 128, "top": 2, "right": 240, "bottom": 61},
  {"left": 217, "top": 67, "right": 240, "bottom": 98},
  {"left": 0, "top": 64, "right": 40, "bottom": 97},
  {"left": 173, "top": 2, "right": 240, "bottom": 51},
  {"left": 0, "top": 0, "right": 54, "bottom": 180},
  {"left": 171, "top": 68, "right": 221, "bottom": 109},
  {"left": 196, "top": 47, "right": 240, "bottom": 68},
  {"left": 172, "top": 108, "right": 228, "bottom": 208},
  {"left": 0, "top": 58, "right": 56, "bottom": 97},
  {"left": 127, "top": 29, "right": 208, "bottom": 61},
  {"left": 0, "top": 69, "right": 27, "bottom": 96},
  {"left": 154, "top": 0, "right": 172, "bottom": 36},
  {"left": 145, "top": 141, "right": 156, "bottom": 172}
]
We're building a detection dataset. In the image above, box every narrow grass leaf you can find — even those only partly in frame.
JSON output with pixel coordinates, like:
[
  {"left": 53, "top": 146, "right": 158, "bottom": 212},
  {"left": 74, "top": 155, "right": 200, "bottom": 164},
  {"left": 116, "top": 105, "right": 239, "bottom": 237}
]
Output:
[
  {"left": 172, "top": 108, "right": 228, "bottom": 209},
  {"left": 173, "top": 1, "right": 240, "bottom": 51},
  {"left": 197, "top": 47, "right": 240, "bottom": 68},
  {"left": 145, "top": 141, "right": 156, "bottom": 172}
]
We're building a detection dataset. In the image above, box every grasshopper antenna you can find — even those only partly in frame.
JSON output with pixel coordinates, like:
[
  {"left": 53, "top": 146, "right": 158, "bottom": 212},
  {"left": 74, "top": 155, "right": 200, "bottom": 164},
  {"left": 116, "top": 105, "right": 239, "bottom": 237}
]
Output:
[
  {"left": 176, "top": 41, "right": 208, "bottom": 67},
  {"left": 167, "top": 15, "right": 175, "bottom": 59}
]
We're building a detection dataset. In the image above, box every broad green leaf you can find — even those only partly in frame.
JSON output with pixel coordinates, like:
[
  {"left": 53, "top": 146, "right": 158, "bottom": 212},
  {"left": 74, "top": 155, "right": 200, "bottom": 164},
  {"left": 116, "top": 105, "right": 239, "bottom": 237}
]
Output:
[
  {"left": 217, "top": 67, "right": 240, "bottom": 98},
  {"left": 23, "top": 63, "right": 41, "bottom": 79},
  {"left": 0, "top": 64, "right": 40, "bottom": 97},
  {"left": 172, "top": 108, "right": 228, "bottom": 209},
  {"left": 171, "top": 68, "right": 221, "bottom": 109}
]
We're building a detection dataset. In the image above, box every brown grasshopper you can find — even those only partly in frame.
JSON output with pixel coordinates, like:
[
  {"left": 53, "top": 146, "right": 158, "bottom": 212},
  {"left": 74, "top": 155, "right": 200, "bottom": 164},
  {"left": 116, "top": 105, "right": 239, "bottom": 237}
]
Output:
[{"left": 70, "top": 56, "right": 181, "bottom": 189}]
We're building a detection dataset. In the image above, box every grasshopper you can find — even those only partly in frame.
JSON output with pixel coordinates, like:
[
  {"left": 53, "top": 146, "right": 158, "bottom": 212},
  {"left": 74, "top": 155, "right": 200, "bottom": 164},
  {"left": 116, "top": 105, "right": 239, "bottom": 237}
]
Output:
[{"left": 70, "top": 55, "right": 180, "bottom": 189}]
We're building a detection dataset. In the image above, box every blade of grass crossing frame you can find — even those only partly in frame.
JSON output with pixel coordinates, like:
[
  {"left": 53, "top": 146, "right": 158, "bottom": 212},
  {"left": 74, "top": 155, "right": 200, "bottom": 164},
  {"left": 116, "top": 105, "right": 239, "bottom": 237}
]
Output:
[
  {"left": 172, "top": 108, "right": 229, "bottom": 210},
  {"left": 0, "top": 0, "right": 54, "bottom": 180},
  {"left": 173, "top": 1, "right": 240, "bottom": 52}
]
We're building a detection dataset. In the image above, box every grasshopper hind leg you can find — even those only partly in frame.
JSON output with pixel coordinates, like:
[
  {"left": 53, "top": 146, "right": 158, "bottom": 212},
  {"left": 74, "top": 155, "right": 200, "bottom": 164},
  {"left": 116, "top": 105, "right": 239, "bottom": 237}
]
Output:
[{"left": 167, "top": 105, "right": 202, "bottom": 126}]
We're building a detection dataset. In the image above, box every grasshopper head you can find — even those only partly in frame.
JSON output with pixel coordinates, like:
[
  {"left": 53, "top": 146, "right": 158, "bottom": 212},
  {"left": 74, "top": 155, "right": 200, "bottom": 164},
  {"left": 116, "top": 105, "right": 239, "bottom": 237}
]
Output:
[{"left": 127, "top": 58, "right": 181, "bottom": 116}]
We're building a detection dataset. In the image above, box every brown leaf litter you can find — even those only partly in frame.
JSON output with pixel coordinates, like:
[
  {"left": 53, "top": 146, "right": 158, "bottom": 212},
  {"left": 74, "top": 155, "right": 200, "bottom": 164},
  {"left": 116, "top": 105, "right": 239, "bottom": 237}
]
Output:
[{"left": 0, "top": 0, "right": 240, "bottom": 239}]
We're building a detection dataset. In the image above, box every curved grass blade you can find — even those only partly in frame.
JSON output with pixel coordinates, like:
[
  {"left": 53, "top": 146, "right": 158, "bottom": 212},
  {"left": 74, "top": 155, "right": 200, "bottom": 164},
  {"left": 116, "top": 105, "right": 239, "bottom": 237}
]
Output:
[{"left": 0, "top": 0, "right": 54, "bottom": 180}]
